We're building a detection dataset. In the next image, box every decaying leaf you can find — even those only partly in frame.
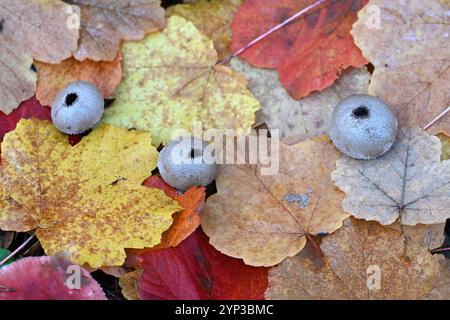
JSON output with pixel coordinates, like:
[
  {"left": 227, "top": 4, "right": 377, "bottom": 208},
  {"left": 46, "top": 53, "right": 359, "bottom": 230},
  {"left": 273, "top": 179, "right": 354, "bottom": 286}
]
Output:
[
  {"left": 137, "top": 229, "right": 268, "bottom": 300},
  {"left": 119, "top": 270, "right": 140, "bottom": 300},
  {"left": 352, "top": 0, "right": 450, "bottom": 135},
  {"left": 0, "top": 255, "right": 106, "bottom": 300},
  {"left": 102, "top": 16, "right": 260, "bottom": 146},
  {"left": 0, "top": 0, "right": 79, "bottom": 114},
  {"left": 35, "top": 55, "right": 122, "bottom": 106},
  {"left": 0, "top": 37, "right": 36, "bottom": 115},
  {"left": 230, "top": 0, "right": 368, "bottom": 99},
  {"left": 0, "top": 0, "right": 79, "bottom": 64},
  {"left": 332, "top": 127, "right": 450, "bottom": 226},
  {"left": 438, "top": 133, "right": 450, "bottom": 160},
  {"left": 231, "top": 58, "right": 371, "bottom": 145},
  {"left": 266, "top": 217, "right": 445, "bottom": 300},
  {"left": 201, "top": 136, "right": 348, "bottom": 267},
  {"left": 68, "top": 0, "right": 166, "bottom": 61},
  {"left": 167, "top": 0, "right": 242, "bottom": 60},
  {"left": 0, "top": 119, "right": 181, "bottom": 267},
  {"left": 144, "top": 176, "right": 205, "bottom": 248}
]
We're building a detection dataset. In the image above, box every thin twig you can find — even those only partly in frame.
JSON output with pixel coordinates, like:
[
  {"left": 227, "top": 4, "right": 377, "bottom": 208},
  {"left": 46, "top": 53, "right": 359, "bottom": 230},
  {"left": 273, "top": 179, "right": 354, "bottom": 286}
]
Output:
[
  {"left": 218, "top": 0, "right": 328, "bottom": 65},
  {"left": 0, "top": 233, "right": 35, "bottom": 267},
  {"left": 423, "top": 106, "right": 449, "bottom": 131}
]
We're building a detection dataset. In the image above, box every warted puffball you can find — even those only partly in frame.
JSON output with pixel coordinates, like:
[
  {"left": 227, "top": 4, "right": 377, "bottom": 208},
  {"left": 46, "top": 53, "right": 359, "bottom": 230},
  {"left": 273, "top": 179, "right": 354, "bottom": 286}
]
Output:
[
  {"left": 328, "top": 94, "right": 398, "bottom": 160},
  {"left": 51, "top": 81, "right": 104, "bottom": 134},
  {"left": 158, "top": 138, "right": 217, "bottom": 191}
]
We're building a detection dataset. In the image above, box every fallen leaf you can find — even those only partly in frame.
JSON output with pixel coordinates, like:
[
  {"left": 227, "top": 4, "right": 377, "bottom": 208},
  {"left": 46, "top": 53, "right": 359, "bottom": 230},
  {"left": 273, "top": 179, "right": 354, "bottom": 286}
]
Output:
[
  {"left": 35, "top": 55, "right": 122, "bottom": 106},
  {"left": 230, "top": 0, "right": 368, "bottom": 99},
  {"left": 102, "top": 16, "right": 260, "bottom": 146},
  {"left": 0, "top": 255, "right": 106, "bottom": 300},
  {"left": 119, "top": 269, "right": 140, "bottom": 300},
  {"left": 0, "top": 0, "right": 80, "bottom": 114},
  {"left": 167, "top": 0, "right": 242, "bottom": 60},
  {"left": 0, "top": 118, "right": 181, "bottom": 267},
  {"left": 399, "top": 223, "right": 446, "bottom": 259},
  {"left": 266, "top": 217, "right": 444, "bottom": 300},
  {"left": 69, "top": 0, "right": 166, "bottom": 61},
  {"left": 201, "top": 136, "right": 348, "bottom": 267},
  {"left": 438, "top": 133, "right": 450, "bottom": 160},
  {"left": 0, "top": 97, "right": 51, "bottom": 145},
  {"left": 352, "top": 0, "right": 450, "bottom": 135},
  {"left": 231, "top": 58, "right": 371, "bottom": 145},
  {"left": 426, "top": 257, "right": 449, "bottom": 300},
  {"left": 332, "top": 127, "right": 450, "bottom": 226},
  {"left": 144, "top": 176, "right": 205, "bottom": 248},
  {"left": 0, "top": 37, "right": 36, "bottom": 114},
  {"left": 137, "top": 229, "right": 268, "bottom": 300},
  {"left": 0, "top": 0, "right": 78, "bottom": 64}
]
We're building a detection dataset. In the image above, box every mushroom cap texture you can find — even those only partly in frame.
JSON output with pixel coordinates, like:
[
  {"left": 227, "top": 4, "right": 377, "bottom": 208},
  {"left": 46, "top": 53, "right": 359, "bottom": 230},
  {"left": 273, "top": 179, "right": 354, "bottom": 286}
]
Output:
[
  {"left": 51, "top": 81, "right": 104, "bottom": 134},
  {"left": 158, "top": 138, "right": 217, "bottom": 191},
  {"left": 328, "top": 94, "right": 398, "bottom": 160}
]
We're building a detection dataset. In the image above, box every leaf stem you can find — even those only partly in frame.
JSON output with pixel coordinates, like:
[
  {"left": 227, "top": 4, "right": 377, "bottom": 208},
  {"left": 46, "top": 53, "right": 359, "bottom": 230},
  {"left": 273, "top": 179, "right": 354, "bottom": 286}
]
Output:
[
  {"left": 430, "top": 246, "right": 450, "bottom": 254},
  {"left": 423, "top": 106, "right": 449, "bottom": 131},
  {"left": 218, "top": 0, "right": 328, "bottom": 65},
  {"left": 0, "top": 233, "right": 36, "bottom": 267}
]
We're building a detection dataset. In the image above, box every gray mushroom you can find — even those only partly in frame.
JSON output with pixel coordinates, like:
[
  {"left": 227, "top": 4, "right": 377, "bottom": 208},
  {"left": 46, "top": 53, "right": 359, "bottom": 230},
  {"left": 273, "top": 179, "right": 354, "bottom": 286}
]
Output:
[
  {"left": 328, "top": 94, "right": 398, "bottom": 159},
  {"left": 158, "top": 138, "right": 217, "bottom": 191},
  {"left": 51, "top": 81, "right": 104, "bottom": 134}
]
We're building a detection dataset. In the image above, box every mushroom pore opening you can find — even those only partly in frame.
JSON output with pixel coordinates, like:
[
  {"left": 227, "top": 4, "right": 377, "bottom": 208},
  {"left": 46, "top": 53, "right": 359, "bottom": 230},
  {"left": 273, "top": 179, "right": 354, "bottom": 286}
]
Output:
[
  {"left": 352, "top": 106, "right": 370, "bottom": 118},
  {"left": 190, "top": 148, "right": 202, "bottom": 159},
  {"left": 65, "top": 93, "right": 78, "bottom": 106}
]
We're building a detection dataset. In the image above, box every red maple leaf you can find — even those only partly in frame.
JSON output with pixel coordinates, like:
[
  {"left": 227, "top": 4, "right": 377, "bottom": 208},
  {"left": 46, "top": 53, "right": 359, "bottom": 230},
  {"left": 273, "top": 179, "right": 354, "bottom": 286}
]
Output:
[
  {"left": 0, "top": 96, "right": 50, "bottom": 144},
  {"left": 231, "top": 0, "right": 368, "bottom": 99},
  {"left": 137, "top": 228, "right": 269, "bottom": 300}
]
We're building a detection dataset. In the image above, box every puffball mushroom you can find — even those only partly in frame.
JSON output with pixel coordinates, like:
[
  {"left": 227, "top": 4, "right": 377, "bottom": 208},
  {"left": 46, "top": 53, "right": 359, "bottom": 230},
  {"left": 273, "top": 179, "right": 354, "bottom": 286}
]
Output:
[
  {"left": 51, "top": 81, "right": 104, "bottom": 134},
  {"left": 158, "top": 138, "right": 217, "bottom": 191},
  {"left": 328, "top": 94, "right": 398, "bottom": 160}
]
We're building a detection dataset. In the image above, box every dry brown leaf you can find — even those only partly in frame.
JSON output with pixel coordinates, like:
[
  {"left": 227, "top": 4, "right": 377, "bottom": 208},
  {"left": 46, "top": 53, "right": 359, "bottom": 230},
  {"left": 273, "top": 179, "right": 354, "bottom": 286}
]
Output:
[
  {"left": 352, "top": 0, "right": 450, "bottom": 135},
  {"left": 266, "top": 218, "right": 445, "bottom": 300},
  {"left": 231, "top": 58, "right": 371, "bottom": 145},
  {"left": 35, "top": 55, "right": 122, "bottom": 106},
  {"left": 399, "top": 223, "right": 446, "bottom": 259},
  {"left": 0, "top": 0, "right": 79, "bottom": 114},
  {"left": 201, "top": 136, "right": 349, "bottom": 267},
  {"left": 0, "top": 37, "right": 36, "bottom": 114},
  {"left": 167, "top": 0, "right": 242, "bottom": 60},
  {"left": 119, "top": 270, "right": 140, "bottom": 300},
  {"left": 69, "top": 0, "right": 166, "bottom": 61},
  {"left": 332, "top": 127, "right": 450, "bottom": 226},
  {"left": 0, "top": 0, "right": 78, "bottom": 64},
  {"left": 426, "top": 257, "right": 450, "bottom": 299},
  {"left": 438, "top": 133, "right": 450, "bottom": 160}
]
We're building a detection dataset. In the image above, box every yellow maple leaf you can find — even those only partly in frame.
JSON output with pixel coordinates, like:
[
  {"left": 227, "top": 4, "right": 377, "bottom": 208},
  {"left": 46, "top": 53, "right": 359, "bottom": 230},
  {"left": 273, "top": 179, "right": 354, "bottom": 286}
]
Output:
[
  {"left": 166, "top": 0, "right": 242, "bottom": 60},
  {"left": 0, "top": 119, "right": 181, "bottom": 268},
  {"left": 102, "top": 16, "right": 260, "bottom": 146}
]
